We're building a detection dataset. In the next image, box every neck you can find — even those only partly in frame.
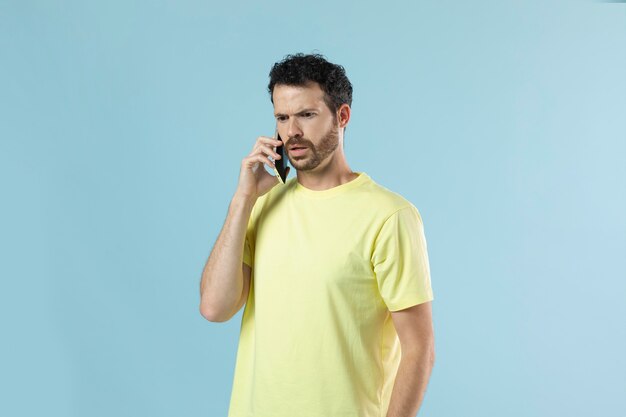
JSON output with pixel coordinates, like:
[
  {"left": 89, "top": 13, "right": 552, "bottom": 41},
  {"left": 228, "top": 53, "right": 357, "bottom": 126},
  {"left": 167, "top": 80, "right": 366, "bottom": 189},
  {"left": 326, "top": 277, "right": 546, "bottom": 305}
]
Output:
[{"left": 295, "top": 153, "right": 358, "bottom": 191}]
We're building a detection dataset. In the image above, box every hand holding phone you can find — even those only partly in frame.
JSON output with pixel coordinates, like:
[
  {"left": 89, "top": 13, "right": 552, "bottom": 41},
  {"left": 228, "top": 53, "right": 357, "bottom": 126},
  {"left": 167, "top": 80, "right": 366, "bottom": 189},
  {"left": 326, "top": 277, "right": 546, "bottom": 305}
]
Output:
[{"left": 236, "top": 134, "right": 289, "bottom": 200}]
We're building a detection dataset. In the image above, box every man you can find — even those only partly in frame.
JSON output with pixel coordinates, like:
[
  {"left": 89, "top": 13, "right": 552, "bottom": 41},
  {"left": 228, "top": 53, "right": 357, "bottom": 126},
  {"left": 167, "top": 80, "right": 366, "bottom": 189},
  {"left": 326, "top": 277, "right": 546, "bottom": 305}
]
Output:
[{"left": 200, "top": 53, "right": 435, "bottom": 417}]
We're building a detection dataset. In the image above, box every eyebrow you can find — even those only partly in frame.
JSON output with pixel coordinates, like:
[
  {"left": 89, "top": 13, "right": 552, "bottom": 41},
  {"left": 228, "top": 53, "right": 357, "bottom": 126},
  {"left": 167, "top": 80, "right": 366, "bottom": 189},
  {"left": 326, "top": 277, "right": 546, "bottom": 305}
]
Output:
[{"left": 274, "top": 108, "right": 319, "bottom": 118}]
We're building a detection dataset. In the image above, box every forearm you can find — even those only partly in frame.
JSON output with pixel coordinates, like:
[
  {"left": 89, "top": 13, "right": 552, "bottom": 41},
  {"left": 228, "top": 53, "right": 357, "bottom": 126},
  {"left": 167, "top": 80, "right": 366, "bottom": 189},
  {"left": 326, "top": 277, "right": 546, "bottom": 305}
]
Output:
[
  {"left": 199, "top": 192, "right": 255, "bottom": 320},
  {"left": 386, "top": 348, "right": 435, "bottom": 417}
]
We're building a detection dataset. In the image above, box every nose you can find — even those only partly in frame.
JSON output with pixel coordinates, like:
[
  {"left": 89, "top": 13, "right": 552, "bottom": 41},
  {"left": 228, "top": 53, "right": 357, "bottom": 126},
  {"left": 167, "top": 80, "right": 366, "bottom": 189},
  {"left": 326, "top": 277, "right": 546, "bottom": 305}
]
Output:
[{"left": 286, "top": 118, "right": 303, "bottom": 140}]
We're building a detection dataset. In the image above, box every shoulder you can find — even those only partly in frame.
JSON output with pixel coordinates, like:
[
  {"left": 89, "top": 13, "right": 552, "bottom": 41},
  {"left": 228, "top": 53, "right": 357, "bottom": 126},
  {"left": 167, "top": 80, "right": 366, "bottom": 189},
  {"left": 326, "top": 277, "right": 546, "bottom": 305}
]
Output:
[{"left": 359, "top": 173, "right": 420, "bottom": 219}]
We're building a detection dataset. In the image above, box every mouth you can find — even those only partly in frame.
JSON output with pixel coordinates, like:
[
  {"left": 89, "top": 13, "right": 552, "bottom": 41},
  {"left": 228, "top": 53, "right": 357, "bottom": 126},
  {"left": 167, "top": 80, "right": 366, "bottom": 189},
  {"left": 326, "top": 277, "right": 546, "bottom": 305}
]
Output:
[{"left": 289, "top": 146, "right": 309, "bottom": 156}]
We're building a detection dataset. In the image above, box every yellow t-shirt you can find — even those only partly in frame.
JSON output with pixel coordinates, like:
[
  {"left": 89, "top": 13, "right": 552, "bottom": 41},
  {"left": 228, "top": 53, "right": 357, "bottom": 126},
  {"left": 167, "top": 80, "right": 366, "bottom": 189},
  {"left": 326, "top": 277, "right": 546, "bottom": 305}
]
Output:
[{"left": 228, "top": 171, "right": 434, "bottom": 417}]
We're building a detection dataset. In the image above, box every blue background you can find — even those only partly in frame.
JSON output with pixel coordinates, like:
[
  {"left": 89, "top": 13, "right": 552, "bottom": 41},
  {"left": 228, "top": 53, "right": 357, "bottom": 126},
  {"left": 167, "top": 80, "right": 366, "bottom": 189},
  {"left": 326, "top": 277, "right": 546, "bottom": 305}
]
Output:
[{"left": 1, "top": 1, "right": 624, "bottom": 416}]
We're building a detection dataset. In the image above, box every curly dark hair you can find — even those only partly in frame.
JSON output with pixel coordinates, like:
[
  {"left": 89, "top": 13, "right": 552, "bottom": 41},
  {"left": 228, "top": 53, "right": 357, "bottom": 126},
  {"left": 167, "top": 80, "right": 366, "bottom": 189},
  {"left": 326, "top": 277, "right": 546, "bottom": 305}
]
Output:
[{"left": 268, "top": 53, "right": 353, "bottom": 124}]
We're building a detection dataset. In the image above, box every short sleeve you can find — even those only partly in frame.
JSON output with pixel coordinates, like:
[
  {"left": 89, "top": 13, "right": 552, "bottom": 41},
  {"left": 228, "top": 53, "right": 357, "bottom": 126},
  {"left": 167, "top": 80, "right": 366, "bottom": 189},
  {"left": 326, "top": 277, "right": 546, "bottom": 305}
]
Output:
[
  {"left": 371, "top": 205, "right": 434, "bottom": 311},
  {"left": 243, "top": 235, "right": 253, "bottom": 267},
  {"left": 242, "top": 198, "right": 260, "bottom": 268}
]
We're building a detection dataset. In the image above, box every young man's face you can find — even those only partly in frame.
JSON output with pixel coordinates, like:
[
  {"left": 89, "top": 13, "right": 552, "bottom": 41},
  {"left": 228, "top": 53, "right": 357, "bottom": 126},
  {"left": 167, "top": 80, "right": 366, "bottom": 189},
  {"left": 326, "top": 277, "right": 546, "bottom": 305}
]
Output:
[{"left": 273, "top": 82, "right": 341, "bottom": 172}]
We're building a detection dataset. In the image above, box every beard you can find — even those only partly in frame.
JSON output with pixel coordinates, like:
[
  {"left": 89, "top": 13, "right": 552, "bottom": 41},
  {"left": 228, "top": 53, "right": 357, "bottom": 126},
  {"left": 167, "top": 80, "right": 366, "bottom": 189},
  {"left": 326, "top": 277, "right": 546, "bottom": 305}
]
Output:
[{"left": 287, "top": 123, "right": 340, "bottom": 172}]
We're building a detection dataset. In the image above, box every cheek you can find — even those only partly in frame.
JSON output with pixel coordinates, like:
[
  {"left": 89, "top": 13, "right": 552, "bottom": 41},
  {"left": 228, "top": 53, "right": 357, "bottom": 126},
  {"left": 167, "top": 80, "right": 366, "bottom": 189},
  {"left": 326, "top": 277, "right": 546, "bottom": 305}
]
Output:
[
  {"left": 310, "top": 117, "right": 333, "bottom": 133},
  {"left": 276, "top": 125, "right": 288, "bottom": 139}
]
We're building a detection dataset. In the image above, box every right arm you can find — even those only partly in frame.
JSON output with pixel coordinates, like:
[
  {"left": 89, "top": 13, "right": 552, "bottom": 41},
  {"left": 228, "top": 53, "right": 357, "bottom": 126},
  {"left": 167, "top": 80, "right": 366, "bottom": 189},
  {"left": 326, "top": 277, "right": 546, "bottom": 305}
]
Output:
[
  {"left": 199, "top": 192, "right": 255, "bottom": 322},
  {"left": 199, "top": 135, "right": 289, "bottom": 322}
]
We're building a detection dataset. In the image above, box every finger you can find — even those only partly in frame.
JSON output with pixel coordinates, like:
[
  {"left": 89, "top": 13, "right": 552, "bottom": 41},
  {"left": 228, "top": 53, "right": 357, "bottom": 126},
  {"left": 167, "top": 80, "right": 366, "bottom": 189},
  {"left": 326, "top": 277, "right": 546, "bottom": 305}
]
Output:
[
  {"left": 254, "top": 136, "right": 283, "bottom": 150},
  {"left": 256, "top": 144, "right": 281, "bottom": 160},
  {"left": 255, "top": 153, "right": 275, "bottom": 169},
  {"left": 245, "top": 153, "right": 275, "bottom": 169}
]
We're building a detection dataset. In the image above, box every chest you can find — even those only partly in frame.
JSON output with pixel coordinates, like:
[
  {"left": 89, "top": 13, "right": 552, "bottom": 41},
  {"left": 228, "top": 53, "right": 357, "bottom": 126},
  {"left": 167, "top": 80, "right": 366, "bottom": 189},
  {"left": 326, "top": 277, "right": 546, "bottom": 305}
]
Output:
[{"left": 253, "top": 206, "right": 379, "bottom": 295}]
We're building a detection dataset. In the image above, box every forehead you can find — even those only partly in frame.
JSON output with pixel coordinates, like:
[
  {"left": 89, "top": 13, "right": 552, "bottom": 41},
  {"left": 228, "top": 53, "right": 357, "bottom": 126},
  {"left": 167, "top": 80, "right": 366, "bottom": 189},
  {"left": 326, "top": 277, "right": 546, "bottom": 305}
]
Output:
[{"left": 272, "top": 82, "right": 326, "bottom": 113}]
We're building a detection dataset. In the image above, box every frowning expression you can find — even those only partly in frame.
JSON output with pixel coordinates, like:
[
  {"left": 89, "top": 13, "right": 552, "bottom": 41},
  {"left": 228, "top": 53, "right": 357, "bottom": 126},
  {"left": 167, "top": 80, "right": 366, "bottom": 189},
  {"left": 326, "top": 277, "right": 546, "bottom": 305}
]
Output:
[{"left": 273, "top": 82, "right": 340, "bottom": 172}]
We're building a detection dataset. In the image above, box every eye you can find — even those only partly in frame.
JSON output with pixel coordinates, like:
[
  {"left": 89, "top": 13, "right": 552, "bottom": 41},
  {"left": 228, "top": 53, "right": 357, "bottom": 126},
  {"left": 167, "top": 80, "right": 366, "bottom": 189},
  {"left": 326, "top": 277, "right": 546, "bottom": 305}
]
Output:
[
  {"left": 303, "top": 112, "right": 315, "bottom": 118},
  {"left": 276, "top": 116, "right": 287, "bottom": 122}
]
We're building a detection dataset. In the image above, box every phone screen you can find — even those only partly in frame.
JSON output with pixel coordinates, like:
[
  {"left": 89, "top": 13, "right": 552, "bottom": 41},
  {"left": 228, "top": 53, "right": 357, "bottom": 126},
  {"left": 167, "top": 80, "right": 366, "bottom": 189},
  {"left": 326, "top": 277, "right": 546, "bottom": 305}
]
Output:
[{"left": 272, "top": 129, "right": 288, "bottom": 184}]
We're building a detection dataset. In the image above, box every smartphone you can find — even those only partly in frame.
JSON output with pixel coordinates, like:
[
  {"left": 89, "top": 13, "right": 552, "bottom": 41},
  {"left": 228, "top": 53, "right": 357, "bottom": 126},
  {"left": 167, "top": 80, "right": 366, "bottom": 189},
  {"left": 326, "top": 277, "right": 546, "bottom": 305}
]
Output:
[{"left": 271, "top": 128, "right": 288, "bottom": 184}]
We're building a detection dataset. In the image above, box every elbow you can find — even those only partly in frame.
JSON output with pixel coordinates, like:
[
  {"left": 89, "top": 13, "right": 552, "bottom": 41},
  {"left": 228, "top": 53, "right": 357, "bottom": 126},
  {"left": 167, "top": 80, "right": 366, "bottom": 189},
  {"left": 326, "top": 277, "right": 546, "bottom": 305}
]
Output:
[{"left": 199, "top": 303, "right": 230, "bottom": 323}]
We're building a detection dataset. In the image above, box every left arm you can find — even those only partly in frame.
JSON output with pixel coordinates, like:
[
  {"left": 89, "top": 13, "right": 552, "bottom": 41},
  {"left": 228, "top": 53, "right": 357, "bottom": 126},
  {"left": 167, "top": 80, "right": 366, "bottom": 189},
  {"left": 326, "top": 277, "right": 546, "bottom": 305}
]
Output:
[{"left": 386, "top": 301, "right": 435, "bottom": 417}]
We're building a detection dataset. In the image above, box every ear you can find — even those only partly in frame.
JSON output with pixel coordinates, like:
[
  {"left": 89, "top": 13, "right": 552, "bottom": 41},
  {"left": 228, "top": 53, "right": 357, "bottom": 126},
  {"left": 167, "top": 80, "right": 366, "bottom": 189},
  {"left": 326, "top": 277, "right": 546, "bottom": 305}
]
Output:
[{"left": 337, "top": 104, "right": 351, "bottom": 129}]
